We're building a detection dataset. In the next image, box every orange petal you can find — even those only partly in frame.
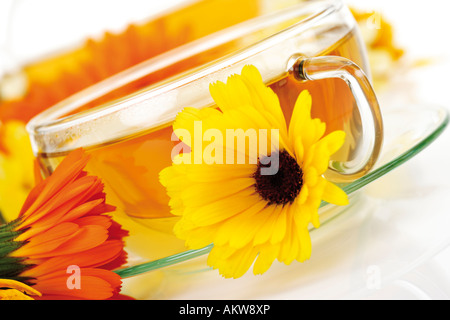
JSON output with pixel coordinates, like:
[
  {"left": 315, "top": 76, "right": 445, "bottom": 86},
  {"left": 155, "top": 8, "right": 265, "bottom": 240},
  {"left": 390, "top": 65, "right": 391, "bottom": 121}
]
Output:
[
  {"left": 22, "top": 240, "right": 125, "bottom": 279},
  {"left": 20, "top": 149, "right": 89, "bottom": 218},
  {"left": 33, "top": 268, "right": 122, "bottom": 300},
  {"left": 12, "top": 222, "right": 79, "bottom": 257},
  {"left": 34, "top": 225, "right": 109, "bottom": 259}
]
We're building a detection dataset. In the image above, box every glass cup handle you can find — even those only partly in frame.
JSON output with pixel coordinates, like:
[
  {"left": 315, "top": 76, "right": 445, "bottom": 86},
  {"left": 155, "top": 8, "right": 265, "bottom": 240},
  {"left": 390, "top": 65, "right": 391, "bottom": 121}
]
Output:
[{"left": 290, "top": 55, "right": 383, "bottom": 182}]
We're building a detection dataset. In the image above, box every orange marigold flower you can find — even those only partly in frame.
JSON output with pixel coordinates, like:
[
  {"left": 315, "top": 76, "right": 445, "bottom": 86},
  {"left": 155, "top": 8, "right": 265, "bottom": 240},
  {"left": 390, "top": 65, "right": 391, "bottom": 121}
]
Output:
[{"left": 0, "top": 148, "right": 130, "bottom": 300}]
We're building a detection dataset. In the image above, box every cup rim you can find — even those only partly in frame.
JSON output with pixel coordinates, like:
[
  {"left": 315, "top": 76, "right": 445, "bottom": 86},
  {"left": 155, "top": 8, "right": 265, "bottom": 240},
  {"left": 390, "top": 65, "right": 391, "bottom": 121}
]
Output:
[{"left": 26, "top": 0, "right": 349, "bottom": 154}]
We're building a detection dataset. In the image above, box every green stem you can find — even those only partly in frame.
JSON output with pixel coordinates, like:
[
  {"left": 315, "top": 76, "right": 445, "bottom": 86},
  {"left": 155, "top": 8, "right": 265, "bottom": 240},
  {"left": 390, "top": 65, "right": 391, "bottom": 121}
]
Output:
[{"left": 0, "top": 211, "right": 6, "bottom": 226}]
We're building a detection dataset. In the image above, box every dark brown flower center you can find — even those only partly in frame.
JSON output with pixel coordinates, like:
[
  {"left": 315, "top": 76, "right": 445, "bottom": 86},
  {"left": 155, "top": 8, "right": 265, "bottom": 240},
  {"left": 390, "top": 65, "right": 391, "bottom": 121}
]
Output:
[{"left": 253, "top": 150, "right": 303, "bottom": 206}]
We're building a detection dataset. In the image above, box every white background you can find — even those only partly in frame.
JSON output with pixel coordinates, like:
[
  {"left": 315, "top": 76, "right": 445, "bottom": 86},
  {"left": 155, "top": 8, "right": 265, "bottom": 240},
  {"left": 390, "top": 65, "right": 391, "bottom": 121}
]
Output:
[{"left": 1, "top": 0, "right": 450, "bottom": 300}]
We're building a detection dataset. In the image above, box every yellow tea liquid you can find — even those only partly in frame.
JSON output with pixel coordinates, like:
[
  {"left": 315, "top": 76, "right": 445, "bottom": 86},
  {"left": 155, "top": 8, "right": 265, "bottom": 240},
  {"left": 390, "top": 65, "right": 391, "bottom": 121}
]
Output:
[{"left": 37, "top": 28, "right": 371, "bottom": 262}]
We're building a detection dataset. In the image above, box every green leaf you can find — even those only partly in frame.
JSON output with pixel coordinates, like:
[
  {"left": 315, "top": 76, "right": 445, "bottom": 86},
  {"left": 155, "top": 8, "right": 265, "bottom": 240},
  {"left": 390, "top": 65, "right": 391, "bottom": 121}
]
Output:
[
  {"left": 0, "top": 218, "right": 22, "bottom": 232},
  {"left": 0, "top": 211, "right": 6, "bottom": 226},
  {"left": 0, "top": 261, "right": 28, "bottom": 278},
  {"left": 0, "top": 230, "right": 23, "bottom": 243},
  {"left": 0, "top": 240, "right": 26, "bottom": 258}
]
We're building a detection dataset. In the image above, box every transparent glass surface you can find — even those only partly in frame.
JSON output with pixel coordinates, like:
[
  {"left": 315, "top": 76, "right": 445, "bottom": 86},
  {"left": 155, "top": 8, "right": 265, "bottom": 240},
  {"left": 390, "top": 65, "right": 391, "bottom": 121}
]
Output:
[
  {"left": 23, "top": 0, "right": 389, "bottom": 268},
  {"left": 115, "top": 103, "right": 448, "bottom": 299},
  {"left": 27, "top": 0, "right": 362, "bottom": 157},
  {"left": 296, "top": 55, "right": 383, "bottom": 180}
]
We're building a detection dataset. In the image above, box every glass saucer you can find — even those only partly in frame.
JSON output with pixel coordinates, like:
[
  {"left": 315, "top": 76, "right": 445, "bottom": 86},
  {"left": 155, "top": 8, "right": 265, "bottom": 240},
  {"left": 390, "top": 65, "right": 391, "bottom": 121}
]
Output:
[{"left": 115, "top": 103, "right": 448, "bottom": 299}]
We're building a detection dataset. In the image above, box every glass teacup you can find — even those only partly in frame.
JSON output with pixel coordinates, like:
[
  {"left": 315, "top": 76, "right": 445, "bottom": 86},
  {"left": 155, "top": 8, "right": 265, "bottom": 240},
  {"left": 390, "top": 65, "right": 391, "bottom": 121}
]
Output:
[{"left": 26, "top": 0, "right": 383, "bottom": 262}]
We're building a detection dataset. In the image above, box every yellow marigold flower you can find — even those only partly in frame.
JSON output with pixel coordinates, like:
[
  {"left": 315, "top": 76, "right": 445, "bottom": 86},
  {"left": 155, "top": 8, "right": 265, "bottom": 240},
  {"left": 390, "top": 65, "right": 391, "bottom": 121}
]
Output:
[{"left": 160, "top": 65, "right": 349, "bottom": 278}]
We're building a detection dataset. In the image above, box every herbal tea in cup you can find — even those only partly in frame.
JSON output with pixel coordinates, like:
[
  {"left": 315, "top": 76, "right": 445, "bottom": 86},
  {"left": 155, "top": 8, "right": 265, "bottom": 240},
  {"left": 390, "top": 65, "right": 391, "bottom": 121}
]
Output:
[{"left": 27, "top": 0, "right": 383, "bottom": 262}]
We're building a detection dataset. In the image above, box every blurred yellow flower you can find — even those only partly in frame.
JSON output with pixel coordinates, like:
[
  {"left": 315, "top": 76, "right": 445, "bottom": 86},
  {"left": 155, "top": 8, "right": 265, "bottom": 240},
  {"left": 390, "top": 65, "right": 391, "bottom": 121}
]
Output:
[
  {"left": 0, "top": 121, "right": 35, "bottom": 223},
  {"left": 351, "top": 8, "right": 405, "bottom": 88}
]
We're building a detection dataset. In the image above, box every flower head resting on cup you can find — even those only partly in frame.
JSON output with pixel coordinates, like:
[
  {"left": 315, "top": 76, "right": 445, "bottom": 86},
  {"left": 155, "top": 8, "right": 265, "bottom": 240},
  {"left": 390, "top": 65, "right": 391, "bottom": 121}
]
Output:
[{"left": 159, "top": 65, "right": 349, "bottom": 278}]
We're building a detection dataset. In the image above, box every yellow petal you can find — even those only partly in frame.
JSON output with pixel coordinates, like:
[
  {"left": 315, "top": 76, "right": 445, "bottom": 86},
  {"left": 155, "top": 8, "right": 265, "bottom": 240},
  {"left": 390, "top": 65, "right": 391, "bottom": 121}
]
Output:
[
  {"left": 180, "top": 178, "right": 255, "bottom": 208},
  {"left": 310, "top": 209, "right": 321, "bottom": 229},
  {"left": 297, "top": 184, "right": 309, "bottom": 205},
  {"left": 185, "top": 163, "right": 255, "bottom": 183},
  {"left": 303, "top": 130, "right": 346, "bottom": 174},
  {"left": 239, "top": 65, "right": 288, "bottom": 132},
  {"left": 208, "top": 244, "right": 259, "bottom": 278},
  {"left": 270, "top": 208, "right": 287, "bottom": 245},
  {"left": 253, "top": 244, "right": 279, "bottom": 275},
  {"left": 322, "top": 180, "right": 349, "bottom": 206},
  {"left": 303, "top": 167, "right": 318, "bottom": 187},
  {"left": 320, "top": 130, "right": 346, "bottom": 156},
  {"left": 303, "top": 176, "right": 326, "bottom": 214},
  {"left": 181, "top": 224, "right": 220, "bottom": 249},
  {"left": 214, "top": 200, "right": 268, "bottom": 248},
  {"left": 296, "top": 227, "right": 312, "bottom": 262},
  {"left": 172, "top": 106, "right": 223, "bottom": 148},
  {"left": 209, "top": 65, "right": 291, "bottom": 152},
  {"left": 277, "top": 205, "right": 299, "bottom": 264},
  {"left": 253, "top": 205, "right": 283, "bottom": 246},
  {"left": 306, "top": 143, "right": 329, "bottom": 175},
  {"left": 186, "top": 190, "right": 261, "bottom": 227},
  {"left": 292, "top": 197, "right": 313, "bottom": 227},
  {"left": 294, "top": 136, "right": 304, "bottom": 162},
  {"left": 209, "top": 77, "right": 249, "bottom": 113},
  {"left": 0, "top": 279, "right": 41, "bottom": 300},
  {"left": 288, "top": 90, "right": 312, "bottom": 146}
]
